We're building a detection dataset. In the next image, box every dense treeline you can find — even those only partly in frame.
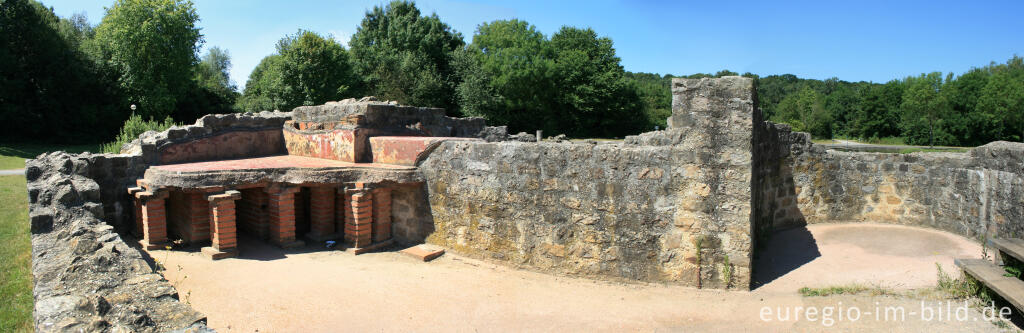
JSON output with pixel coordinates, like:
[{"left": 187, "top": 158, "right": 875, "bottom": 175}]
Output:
[
  {"left": 3, "top": 0, "right": 1022, "bottom": 145},
  {"left": 0, "top": 0, "right": 237, "bottom": 144},
  {"left": 626, "top": 59, "right": 1024, "bottom": 145}
]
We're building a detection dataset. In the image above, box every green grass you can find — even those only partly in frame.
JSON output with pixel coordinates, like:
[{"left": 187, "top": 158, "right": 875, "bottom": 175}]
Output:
[
  {"left": 864, "top": 136, "right": 907, "bottom": 145},
  {"left": 0, "top": 143, "right": 101, "bottom": 170},
  {"left": 897, "top": 147, "right": 970, "bottom": 154},
  {"left": 0, "top": 176, "right": 32, "bottom": 332},
  {"left": 798, "top": 284, "right": 896, "bottom": 297}
]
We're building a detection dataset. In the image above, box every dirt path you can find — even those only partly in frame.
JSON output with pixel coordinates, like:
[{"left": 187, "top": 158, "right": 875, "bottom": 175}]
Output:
[{"left": 151, "top": 223, "right": 1001, "bottom": 332}]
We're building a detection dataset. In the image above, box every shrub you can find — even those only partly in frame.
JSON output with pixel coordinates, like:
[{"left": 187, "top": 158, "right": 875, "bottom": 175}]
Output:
[{"left": 101, "top": 113, "right": 177, "bottom": 153}]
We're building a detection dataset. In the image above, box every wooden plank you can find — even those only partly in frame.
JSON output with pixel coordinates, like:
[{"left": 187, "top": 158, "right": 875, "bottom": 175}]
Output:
[
  {"left": 991, "top": 238, "right": 1024, "bottom": 263},
  {"left": 955, "top": 258, "right": 1024, "bottom": 311}
]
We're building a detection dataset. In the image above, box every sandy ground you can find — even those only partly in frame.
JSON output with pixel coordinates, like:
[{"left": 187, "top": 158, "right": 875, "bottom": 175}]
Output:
[{"left": 150, "top": 223, "right": 1005, "bottom": 332}]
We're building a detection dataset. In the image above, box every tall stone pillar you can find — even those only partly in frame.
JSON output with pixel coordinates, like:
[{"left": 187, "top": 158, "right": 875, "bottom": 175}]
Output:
[
  {"left": 203, "top": 190, "right": 241, "bottom": 260},
  {"left": 266, "top": 185, "right": 305, "bottom": 248},
  {"left": 307, "top": 186, "right": 338, "bottom": 242},
  {"left": 135, "top": 190, "right": 169, "bottom": 250}
]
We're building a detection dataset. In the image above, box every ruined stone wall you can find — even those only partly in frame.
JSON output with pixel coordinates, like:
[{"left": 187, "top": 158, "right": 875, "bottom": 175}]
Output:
[
  {"left": 419, "top": 77, "right": 758, "bottom": 289},
  {"left": 26, "top": 152, "right": 210, "bottom": 332},
  {"left": 25, "top": 111, "right": 294, "bottom": 331},
  {"left": 752, "top": 121, "right": 813, "bottom": 243},
  {"left": 775, "top": 142, "right": 1024, "bottom": 239}
]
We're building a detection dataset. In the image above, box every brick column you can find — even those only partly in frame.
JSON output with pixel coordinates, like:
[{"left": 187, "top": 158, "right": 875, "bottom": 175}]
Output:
[
  {"left": 127, "top": 186, "right": 145, "bottom": 237},
  {"left": 266, "top": 185, "right": 305, "bottom": 249},
  {"left": 307, "top": 186, "right": 338, "bottom": 242},
  {"left": 187, "top": 193, "right": 211, "bottom": 242},
  {"left": 335, "top": 187, "right": 347, "bottom": 240},
  {"left": 372, "top": 187, "right": 392, "bottom": 242},
  {"left": 344, "top": 189, "right": 373, "bottom": 248},
  {"left": 135, "top": 190, "right": 169, "bottom": 250},
  {"left": 202, "top": 190, "right": 241, "bottom": 260}
]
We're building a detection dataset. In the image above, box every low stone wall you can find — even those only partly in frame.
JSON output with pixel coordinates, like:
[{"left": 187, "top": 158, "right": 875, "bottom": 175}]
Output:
[
  {"left": 419, "top": 77, "right": 759, "bottom": 289},
  {"left": 420, "top": 141, "right": 749, "bottom": 288},
  {"left": 122, "top": 111, "right": 292, "bottom": 166},
  {"left": 780, "top": 142, "right": 1024, "bottom": 240},
  {"left": 26, "top": 152, "right": 210, "bottom": 332}
]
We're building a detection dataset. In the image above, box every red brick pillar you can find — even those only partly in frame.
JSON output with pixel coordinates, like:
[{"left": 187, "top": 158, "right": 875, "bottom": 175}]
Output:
[
  {"left": 187, "top": 193, "right": 211, "bottom": 242},
  {"left": 203, "top": 190, "right": 241, "bottom": 260},
  {"left": 127, "top": 187, "right": 145, "bottom": 237},
  {"left": 135, "top": 190, "right": 169, "bottom": 250},
  {"left": 307, "top": 186, "right": 338, "bottom": 242},
  {"left": 266, "top": 185, "right": 304, "bottom": 248},
  {"left": 345, "top": 188, "right": 373, "bottom": 248},
  {"left": 335, "top": 187, "right": 347, "bottom": 240},
  {"left": 372, "top": 187, "right": 392, "bottom": 242}
]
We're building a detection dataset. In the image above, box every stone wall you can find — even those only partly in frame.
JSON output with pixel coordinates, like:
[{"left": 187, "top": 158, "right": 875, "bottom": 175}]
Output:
[
  {"left": 26, "top": 152, "right": 210, "bottom": 332},
  {"left": 122, "top": 111, "right": 292, "bottom": 166},
  {"left": 775, "top": 142, "right": 1024, "bottom": 240},
  {"left": 419, "top": 77, "right": 759, "bottom": 289},
  {"left": 25, "top": 111, "right": 295, "bottom": 331}
]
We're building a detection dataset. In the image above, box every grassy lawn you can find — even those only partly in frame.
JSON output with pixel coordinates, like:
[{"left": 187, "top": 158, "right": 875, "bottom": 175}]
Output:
[
  {"left": 0, "top": 176, "right": 32, "bottom": 332},
  {"left": 0, "top": 143, "right": 101, "bottom": 170}
]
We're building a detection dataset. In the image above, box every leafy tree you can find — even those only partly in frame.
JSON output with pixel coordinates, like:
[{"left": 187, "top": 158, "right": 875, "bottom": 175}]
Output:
[
  {"left": 237, "top": 30, "right": 358, "bottom": 112},
  {"left": 0, "top": 0, "right": 123, "bottom": 142},
  {"left": 237, "top": 55, "right": 287, "bottom": 112},
  {"left": 901, "top": 72, "right": 954, "bottom": 146},
  {"left": 194, "top": 46, "right": 237, "bottom": 101},
  {"left": 848, "top": 80, "right": 903, "bottom": 139},
  {"left": 173, "top": 46, "right": 239, "bottom": 119},
  {"left": 456, "top": 19, "right": 556, "bottom": 132},
  {"left": 624, "top": 72, "right": 672, "bottom": 128},
  {"left": 278, "top": 30, "right": 358, "bottom": 107},
  {"left": 943, "top": 67, "right": 991, "bottom": 145},
  {"left": 349, "top": 0, "right": 464, "bottom": 113},
  {"left": 772, "top": 87, "right": 832, "bottom": 138},
  {"left": 92, "top": 0, "right": 202, "bottom": 119},
  {"left": 549, "top": 26, "right": 645, "bottom": 137},
  {"left": 976, "top": 56, "right": 1024, "bottom": 142}
]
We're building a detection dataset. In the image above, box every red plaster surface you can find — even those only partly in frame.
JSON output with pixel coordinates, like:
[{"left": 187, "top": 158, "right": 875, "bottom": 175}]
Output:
[
  {"left": 151, "top": 155, "right": 411, "bottom": 173},
  {"left": 283, "top": 128, "right": 363, "bottom": 162},
  {"left": 369, "top": 136, "right": 479, "bottom": 166},
  {"left": 159, "top": 129, "right": 284, "bottom": 164}
]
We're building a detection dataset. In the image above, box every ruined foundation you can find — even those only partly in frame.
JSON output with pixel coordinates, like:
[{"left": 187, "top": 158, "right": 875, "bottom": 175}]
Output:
[{"left": 25, "top": 80, "right": 1024, "bottom": 331}]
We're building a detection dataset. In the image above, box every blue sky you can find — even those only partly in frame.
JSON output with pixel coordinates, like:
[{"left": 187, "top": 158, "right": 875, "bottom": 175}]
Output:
[{"left": 40, "top": 0, "right": 1024, "bottom": 90}]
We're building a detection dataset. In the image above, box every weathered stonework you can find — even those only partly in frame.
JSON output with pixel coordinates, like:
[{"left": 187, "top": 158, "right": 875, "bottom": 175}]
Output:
[
  {"left": 420, "top": 77, "right": 759, "bottom": 289},
  {"left": 783, "top": 142, "right": 1023, "bottom": 239},
  {"left": 26, "top": 152, "right": 211, "bottom": 332},
  {"left": 25, "top": 74, "right": 1024, "bottom": 333}
]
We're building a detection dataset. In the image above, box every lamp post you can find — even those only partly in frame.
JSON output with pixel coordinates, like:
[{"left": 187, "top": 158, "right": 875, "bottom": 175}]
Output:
[{"left": 130, "top": 104, "right": 137, "bottom": 114}]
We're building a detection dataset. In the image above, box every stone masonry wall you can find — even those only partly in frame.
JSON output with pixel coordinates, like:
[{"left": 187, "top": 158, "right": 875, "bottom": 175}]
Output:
[
  {"left": 780, "top": 142, "right": 1024, "bottom": 240},
  {"left": 26, "top": 111, "right": 293, "bottom": 331},
  {"left": 752, "top": 117, "right": 1024, "bottom": 241},
  {"left": 419, "top": 77, "right": 759, "bottom": 289},
  {"left": 26, "top": 152, "right": 210, "bottom": 332}
]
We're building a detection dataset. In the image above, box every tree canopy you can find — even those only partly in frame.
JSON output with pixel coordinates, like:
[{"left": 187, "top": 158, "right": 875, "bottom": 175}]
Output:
[
  {"left": 455, "top": 19, "right": 646, "bottom": 137},
  {"left": 92, "top": 0, "right": 202, "bottom": 119},
  {"left": 237, "top": 30, "right": 358, "bottom": 112},
  {"left": 348, "top": 0, "right": 464, "bottom": 113}
]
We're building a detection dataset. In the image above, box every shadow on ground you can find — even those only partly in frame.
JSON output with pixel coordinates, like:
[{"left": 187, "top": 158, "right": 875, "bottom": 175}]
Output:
[{"left": 752, "top": 226, "right": 821, "bottom": 289}]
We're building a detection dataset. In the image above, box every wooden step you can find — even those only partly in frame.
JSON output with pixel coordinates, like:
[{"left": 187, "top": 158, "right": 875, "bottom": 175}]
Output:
[
  {"left": 991, "top": 238, "right": 1024, "bottom": 263},
  {"left": 955, "top": 258, "right": 1024, "bottom": 311}
]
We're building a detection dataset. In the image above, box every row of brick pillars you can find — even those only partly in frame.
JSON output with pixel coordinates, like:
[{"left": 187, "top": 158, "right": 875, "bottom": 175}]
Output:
[{"left": 130, "top": 182, "right": 394, "bottom": 259}]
